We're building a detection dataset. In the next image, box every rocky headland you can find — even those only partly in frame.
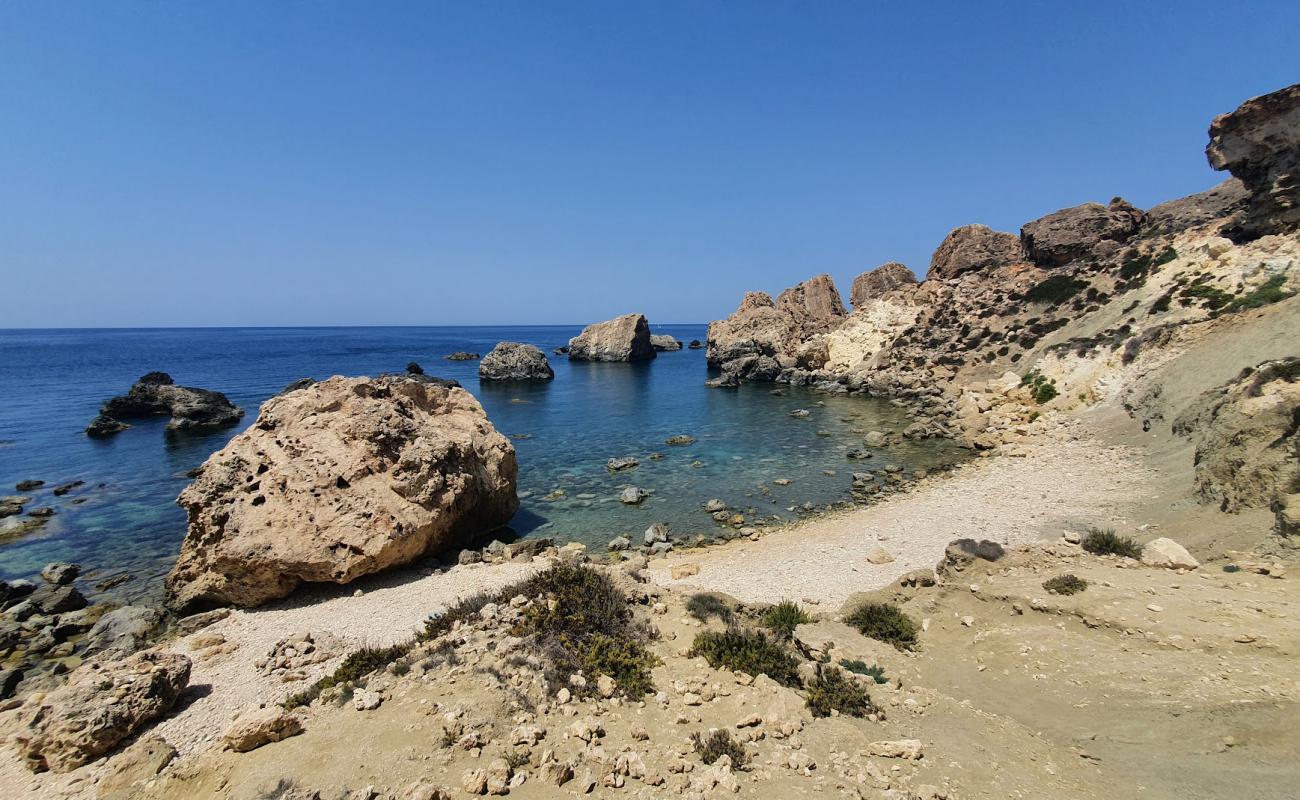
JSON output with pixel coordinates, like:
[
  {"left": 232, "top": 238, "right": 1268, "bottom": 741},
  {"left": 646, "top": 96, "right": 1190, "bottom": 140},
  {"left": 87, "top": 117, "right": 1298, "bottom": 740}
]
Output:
[{"left": 1, "top": 83, "right": 1298, "bottom": 800}]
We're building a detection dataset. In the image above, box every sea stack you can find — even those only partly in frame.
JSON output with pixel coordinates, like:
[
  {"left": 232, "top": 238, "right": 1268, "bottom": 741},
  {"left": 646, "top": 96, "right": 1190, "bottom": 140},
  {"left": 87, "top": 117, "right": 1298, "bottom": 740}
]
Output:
[
  {"left": 568, "top": 313, "right": 657, "bottom": 362},
  {"left": 479, "top": 342, "right": 555, "bottom": 380},
  {"left": 165, "top": 374, "right": 518, "bottom": 611}
]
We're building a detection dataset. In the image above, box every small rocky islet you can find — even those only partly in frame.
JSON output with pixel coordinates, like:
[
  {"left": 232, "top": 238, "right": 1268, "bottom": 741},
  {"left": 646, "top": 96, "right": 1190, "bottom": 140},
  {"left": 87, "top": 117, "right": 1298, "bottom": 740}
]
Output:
[{"left": 0, "top": 83, "right": 1298, "bottom": 799}]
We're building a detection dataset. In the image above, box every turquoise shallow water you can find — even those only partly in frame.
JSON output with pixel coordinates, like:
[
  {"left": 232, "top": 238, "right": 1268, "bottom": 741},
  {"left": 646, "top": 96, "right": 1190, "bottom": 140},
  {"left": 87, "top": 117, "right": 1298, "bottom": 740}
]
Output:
[{"left": 0, "top": 326, "right": 966, "bottom": 604}]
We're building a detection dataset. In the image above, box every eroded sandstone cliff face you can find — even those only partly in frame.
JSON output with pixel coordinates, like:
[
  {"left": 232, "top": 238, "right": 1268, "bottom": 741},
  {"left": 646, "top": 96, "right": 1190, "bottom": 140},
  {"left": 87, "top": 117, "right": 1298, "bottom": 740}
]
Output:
[
  {"left": 166, "top": 374, "right": 518, "bottom": 610},
  {"left": 1207, "top": 82, "right": 1300, "bottom": 240}
]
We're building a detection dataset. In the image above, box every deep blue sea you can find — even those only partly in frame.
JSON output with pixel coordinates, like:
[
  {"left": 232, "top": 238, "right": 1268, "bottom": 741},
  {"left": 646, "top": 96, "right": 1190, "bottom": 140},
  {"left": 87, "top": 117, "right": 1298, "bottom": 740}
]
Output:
[{"left": 0, "top": 326, "right": 965, "bottom": 604}]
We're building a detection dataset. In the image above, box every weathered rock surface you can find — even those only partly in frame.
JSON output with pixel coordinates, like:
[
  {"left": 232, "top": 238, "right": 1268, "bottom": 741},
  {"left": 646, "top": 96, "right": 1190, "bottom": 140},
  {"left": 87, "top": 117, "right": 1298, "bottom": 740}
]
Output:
[
  {"left": 90, "top": 372, "right": 243, "bottom": 436},
  {"left": 445, "top": 352, "right": 480, "bottom": 361},
  {"left": 1206, "top": 82, "right": 1300, "bottom": 239},
  {"left": 478, "top": 342, "right": 554, "bottom": 381},
  {"left": 10, "top": 650, "right": 190, "bottom": 773},
  {"left": 1021, "top": 198, "right": 1145, "bottom": 267},
  {"left": 568, "top": 314, "right": 656, "bottom": 362},
  {"left": 775, "top": 274, "right": 847, "bottom": 341},
  {"left": 83, "top": 605, "right": 162, "bottom": 659},
  {"left": 927, "top": 224, "right": 1023, "bottom": 279},
  {"left": 165, "top": 375, "right": 518, "bottom": 610},
  {"left": 85, "top": 414, "right": 130, "bottom": 437},
  {"left": 1140, "top": 537, "right": 1200, "bottom": 570},
  {"left": 1173, "top": 357, "right": 1300, "bottom": 512},
  {"left": 223, "top": 706, "right": 304, "bottom": 752},
  {"left": 650, "top": 334, "right": 682, "bottom": 351},
  {"left": 1142, "top": 178, "right": 1249, "bottom": 237},
  {"left": 96, "top": 735, "right": 177, "bottom": 800},
  {"left": 850, "top": 262, "right": 917, "bottom": 306}
]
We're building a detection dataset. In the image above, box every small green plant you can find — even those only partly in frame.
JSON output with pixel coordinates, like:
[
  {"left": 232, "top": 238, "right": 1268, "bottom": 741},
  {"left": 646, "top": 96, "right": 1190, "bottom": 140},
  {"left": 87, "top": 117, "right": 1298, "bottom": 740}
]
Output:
[
  {"left": 838, "top": 659, "right": 888, "bottom": 684},
  {"left": 690, "top": 628, "right": 803, "bottom": 687},
  {"left": 805, "top": 665, "right": 879, "bottom": 718},
  {"left": 1021, "top": 369, "right": 1058, "bottom": 403},
  {"left": 1080, "top": 528, "right": 1142, "bottom": 559},
  {"left": 844, "top": 602, "right": 919, "bottom": 651},
  {"left": 761, "top": 600, "right": 811, "bottom": 638},
  {"left": 691, "top": 729, "right": 748, "bottom": 767},
  {"left": 283, "top": 641, "right": 414, "bottom": 710},
  {"left": 1180, "top": 280, "right": 1235, "bottom": 310},
  {"left": 1043, "top": 574, "right": 1089, "bottom": 595},
  {"left": 686, "top": 592, "right": 734, "bottom": 623}
]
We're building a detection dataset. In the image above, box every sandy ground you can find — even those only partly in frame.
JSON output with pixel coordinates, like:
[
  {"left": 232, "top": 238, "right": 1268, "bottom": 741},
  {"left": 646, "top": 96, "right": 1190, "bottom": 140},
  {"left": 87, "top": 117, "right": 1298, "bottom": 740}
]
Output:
[{"left": 648, "top": 417, "right": 1155, "bottom": 609}]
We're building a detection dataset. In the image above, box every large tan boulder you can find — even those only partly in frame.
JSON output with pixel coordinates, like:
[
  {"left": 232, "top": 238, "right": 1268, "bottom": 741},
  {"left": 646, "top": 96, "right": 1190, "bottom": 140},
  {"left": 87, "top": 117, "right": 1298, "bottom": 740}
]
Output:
[
  {"left": 927, "top": 224, "right": 1023, "bottom": 279},
  {"left": 850, "top": 262, "right": 917, "bottom": 307},
  {"left": 1140, "top": 538, "right": 1200, "bottom": 570},
  {"left": 1020, "top": 198, "right": 1144, "bottom": 267},
  {"left": 223, "top": 706, "right": 304, "bottom": 752},
  {"left": 775, "top": 274, "right": 847, "bottom": 341},
  {"left": 165, "top": 375, "right": 518, "bottom": 610},
  {"left": 10, "top": 651, "right": 190, "bottom": 773},
  {"left": 568, "top": 313, "right": 656, "bottom": 362}
]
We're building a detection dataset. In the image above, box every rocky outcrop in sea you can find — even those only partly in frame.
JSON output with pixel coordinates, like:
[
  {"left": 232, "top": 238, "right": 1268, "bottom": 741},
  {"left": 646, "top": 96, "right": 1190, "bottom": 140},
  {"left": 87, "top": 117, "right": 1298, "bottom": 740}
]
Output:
[
  {"left": 478, "top": 341, "right": 555, "bottom": 380},
  {"left": 165, "top": 374, "right": 518, "bottom": 610},
  {"left": 86, "top": 372, "right": 243, "bottom": 436},
  {"left": 568, "top": 313, "right": 657, "bottom": 362}
]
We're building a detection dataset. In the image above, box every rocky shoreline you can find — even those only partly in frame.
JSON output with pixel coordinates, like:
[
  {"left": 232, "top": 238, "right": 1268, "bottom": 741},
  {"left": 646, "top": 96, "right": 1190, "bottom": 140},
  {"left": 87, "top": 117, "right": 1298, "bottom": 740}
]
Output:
[{"left": 1, "top": 82, "right": 1298, "bottom": 799}]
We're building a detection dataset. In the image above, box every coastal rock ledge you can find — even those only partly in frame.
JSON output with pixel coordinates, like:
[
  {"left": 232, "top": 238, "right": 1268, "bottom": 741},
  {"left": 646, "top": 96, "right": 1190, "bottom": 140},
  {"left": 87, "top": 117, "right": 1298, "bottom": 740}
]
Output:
[{"left": 165, "top": 374, "right": 518, "bottom": 611}]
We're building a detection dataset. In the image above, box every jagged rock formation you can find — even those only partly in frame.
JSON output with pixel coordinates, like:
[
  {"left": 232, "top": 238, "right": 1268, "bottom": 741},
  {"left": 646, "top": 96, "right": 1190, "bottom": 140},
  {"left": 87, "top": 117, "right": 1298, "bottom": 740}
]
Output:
[
  {"left": 1173, "top": 358, "right": 1300, "bottom": 512},
  {"left": 88, "top": 372, "right": 243, "bottom": 436},
  {"left": 850, "top": 262, "right": 917, "bottom": 306},
  {"left": 1020, "top": 198, "right": 1144, "bottom": 267},
  {"left": 568, "top": 314, "right": 656, "bottom": 362},
  {"left": 1207, "top": 82, "right": 1300, "bottom": 239},
  {"left": 706, "top": 276, "right": 847, "bottom": 384},
  {"left": 478, "top": 342, "right": 554, "bottom": 381},
  {"left": 9, "top": 650, "right": 190, "bottom": 772},
  {"left": 165, "top": 375, "right": 518, "bottom": 611},
  {"left": 927, "top": 225, "right": 1023, "bottom": 279}
]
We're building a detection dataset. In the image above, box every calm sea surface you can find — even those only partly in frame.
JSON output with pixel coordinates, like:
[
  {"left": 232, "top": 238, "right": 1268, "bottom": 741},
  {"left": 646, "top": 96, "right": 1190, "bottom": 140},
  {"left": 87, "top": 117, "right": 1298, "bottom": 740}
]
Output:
[{"left": 0, "top": 326, "right": 965, "bottom": 604}]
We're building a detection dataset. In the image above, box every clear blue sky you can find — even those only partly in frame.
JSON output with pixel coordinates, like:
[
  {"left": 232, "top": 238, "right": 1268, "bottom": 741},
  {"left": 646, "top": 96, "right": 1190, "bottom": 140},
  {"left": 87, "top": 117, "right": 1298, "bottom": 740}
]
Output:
[{"left": 1, "top": 1, "right": 1295, "bottom": 327}]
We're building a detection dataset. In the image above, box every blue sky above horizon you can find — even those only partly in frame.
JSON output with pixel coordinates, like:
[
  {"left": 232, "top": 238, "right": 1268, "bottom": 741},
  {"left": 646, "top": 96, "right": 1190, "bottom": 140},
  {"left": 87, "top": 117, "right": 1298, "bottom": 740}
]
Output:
[{"left": 2, "top": 1, "right": 1296, "bottom": 328}]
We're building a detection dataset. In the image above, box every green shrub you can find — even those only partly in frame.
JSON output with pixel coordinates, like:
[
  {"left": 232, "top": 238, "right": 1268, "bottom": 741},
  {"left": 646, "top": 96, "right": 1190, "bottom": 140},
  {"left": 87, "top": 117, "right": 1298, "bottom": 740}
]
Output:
[
  {"left": 1021, "top": 369, "right": 1058, "bottom": 403},
  {"left": 1181, "top": 281, "right": 1234, "bottom": 310},
  {"left": 1043, "top": 574, "right": 1088, "bottom": 595},
  {"left": 691, "top": 729, "right": 748, "bottom": 767},
  {"left": 1081, "top": 528, "right": 1142, "bottom": 559},
  {"left": 805, "top": 665, "right": 879, "bottom": 718},
  {"left": 581, "top": 633, "right": 657, "bottom": 697},
  {"left": 690, "top": 628, "right": 802, "bottom": 687},
  {"left": 845, "top": 602, "right": 919, "bottom": 651},
  {"left": 1027, "top": 275, "right": 1087, "bottom": 305},
  {"left": 1226, "top": 274, "right": 1292, "bottom": 313},
  {"left": 513, "top": 564, "right": 656, "bottom": 698},
  {"left": 686, "top": 593, "right": 734, "bottom": 623},
  {"left": 839, "top": 659, "right": 888, "bottom": 684},
  {"left": 761, "top": 600, "right": 811, "bottom": 638}
]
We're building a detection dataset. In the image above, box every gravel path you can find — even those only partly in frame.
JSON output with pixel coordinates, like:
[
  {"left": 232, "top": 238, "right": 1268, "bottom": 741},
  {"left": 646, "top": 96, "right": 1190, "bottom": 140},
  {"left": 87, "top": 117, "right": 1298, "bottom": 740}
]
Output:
[{"left": 647, "top": 421, "right": 1154, "bottom": 609}]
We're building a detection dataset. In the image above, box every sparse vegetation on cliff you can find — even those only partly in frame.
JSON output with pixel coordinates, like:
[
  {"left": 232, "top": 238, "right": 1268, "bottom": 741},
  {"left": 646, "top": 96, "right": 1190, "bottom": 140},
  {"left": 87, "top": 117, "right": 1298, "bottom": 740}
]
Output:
[
  {"left": 761, "top": 600, "right": 811, "bottom": 638},
  {"left": 1043, "top": 574, "right": 1089, "bottom": 595},
  {"left": 690, "top": 628, "right": 803, "bottom": 687}
]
